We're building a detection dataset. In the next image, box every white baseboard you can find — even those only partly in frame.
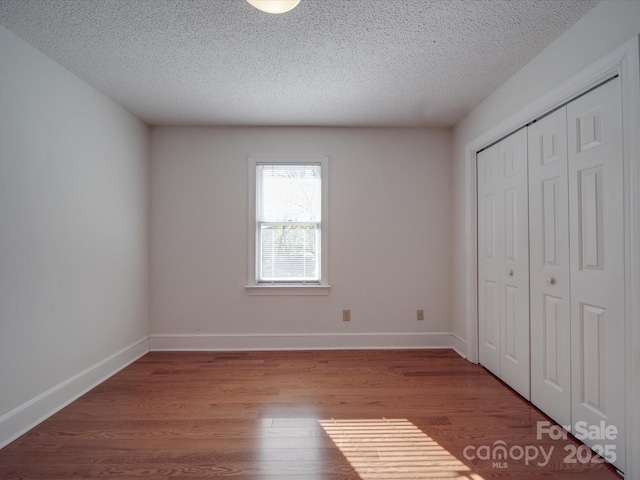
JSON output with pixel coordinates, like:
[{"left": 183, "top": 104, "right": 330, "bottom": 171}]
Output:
[
  {"left": 149, "top": 332, "right": 456, "bottom": 351},
  {"left": 0, "top": 337, "right": 149, "bottom": 449},
  {"left": 452, "top": 334, "right": 467, "bottom": 360}
]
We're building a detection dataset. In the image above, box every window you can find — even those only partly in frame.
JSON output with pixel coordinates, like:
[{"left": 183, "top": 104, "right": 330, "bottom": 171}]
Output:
[{"left": 247, "top": 155, "right": 329, "bottom": 295}]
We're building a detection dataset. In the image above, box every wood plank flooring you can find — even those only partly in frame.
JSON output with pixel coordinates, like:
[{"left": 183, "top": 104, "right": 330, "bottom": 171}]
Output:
[{"left": 0, "top": 349, "right": 621, "bottom": 479}]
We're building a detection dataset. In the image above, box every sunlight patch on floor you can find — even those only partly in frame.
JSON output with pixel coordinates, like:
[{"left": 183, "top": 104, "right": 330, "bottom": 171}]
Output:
[{"left": 319, "top": 418, "right": 484, "bottom": 480}]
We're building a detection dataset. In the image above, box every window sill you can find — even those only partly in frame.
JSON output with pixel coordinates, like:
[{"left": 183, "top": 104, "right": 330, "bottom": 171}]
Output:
[{"left": 245, "top": 284, "right": 331, "bottom": 296}]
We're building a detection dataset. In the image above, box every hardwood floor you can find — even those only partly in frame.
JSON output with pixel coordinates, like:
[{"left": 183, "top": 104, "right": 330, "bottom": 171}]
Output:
[{"left": 0, "top": 349, "right": 621, "bottom": 479}]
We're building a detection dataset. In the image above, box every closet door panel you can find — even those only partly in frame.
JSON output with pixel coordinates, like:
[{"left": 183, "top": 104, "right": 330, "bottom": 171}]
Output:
[
  {"left": 477, "top": 130, "right": 530, "bottom": 400},
  {"left": 528, "top": 107, "right": 572, "bottom": 427},
  {"left": 568, "top": 77, "right": 625, "bottom": 471},
  {"left": 477, "top": 144, "right": 502, "bottom": 377},
  {"left": 498, "top": 129, "right": 530, "bottom": 400}
]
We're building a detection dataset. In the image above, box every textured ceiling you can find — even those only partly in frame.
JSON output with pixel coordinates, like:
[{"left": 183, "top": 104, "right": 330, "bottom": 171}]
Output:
[{"left": 0, "top": 0, "right": 599, "bottom": 127}]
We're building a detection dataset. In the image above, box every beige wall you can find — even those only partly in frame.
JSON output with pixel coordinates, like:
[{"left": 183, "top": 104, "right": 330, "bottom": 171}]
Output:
[
  {"left": 150, "top": 126, "right": 452, "bottom": 338},
  {"left": 0, "top": 26, "right": 149, "bottom": 416}
]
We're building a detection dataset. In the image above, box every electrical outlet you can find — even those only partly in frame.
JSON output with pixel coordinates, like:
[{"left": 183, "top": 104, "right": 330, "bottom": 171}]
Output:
[
  {"left": 417, "top": 309, "right": 424, "bottom": 321},
  {"left": 343, "top": 309, "right": 351, "bottom": 322}
]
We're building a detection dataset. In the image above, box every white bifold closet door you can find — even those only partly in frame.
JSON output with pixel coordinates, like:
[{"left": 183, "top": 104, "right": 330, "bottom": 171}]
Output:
[
  {"left": 477, "top": 128, "right": 530, "bottom": 400},
  {"left": 528, "top": 106, "right": 572, "bottom": 427},
  {"left": 567, "top": 77, "right": 625, "bottom": 470},
  {"left": 529, "top": 77, "right": 625, "bottom": 471}
]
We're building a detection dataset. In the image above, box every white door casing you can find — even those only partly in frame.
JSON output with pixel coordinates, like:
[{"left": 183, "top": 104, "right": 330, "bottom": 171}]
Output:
[
  {"left": 568, "top": 77, "right": 625, "bottom": 470},
  {"left": 528, "top": 107, "right": 572, "bottom": 427}
]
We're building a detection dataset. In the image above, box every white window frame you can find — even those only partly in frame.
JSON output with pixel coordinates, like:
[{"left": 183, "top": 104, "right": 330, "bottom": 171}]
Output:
[{"left": 246, "top": 155, "right": 330, "bottom": 296}]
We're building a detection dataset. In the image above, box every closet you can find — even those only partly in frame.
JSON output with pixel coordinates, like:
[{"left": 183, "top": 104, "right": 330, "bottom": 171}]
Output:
[{"left": 478, "top": 77, "right": 625, "bottom": 471}]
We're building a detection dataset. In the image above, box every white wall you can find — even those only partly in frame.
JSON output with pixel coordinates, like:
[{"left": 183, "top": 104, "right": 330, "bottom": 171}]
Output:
[
  {"left": 451, "top": 0, "right": 640, "bottom": 349},
  {"left": 150, "top": 127, "right": 451, "bottom": 343},
  {"left": 0, "top": 26, "right": 149, "bottom": 419}
]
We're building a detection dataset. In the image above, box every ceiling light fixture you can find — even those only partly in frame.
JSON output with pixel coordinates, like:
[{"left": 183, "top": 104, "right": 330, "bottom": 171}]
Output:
[{"left": 246, "top": 0, "right": 301, "bottom": 14}]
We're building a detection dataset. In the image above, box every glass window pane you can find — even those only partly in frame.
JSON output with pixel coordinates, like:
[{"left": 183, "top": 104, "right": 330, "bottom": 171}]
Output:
[{"left": 257, "top": 164, "right": 321, "bottom": 223}]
